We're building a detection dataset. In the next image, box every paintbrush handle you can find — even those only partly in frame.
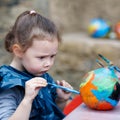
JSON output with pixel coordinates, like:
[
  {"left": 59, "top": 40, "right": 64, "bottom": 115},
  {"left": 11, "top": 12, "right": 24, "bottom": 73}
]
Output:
[{"left": 48, "top": 83, "right": 80, "bottom": 94}]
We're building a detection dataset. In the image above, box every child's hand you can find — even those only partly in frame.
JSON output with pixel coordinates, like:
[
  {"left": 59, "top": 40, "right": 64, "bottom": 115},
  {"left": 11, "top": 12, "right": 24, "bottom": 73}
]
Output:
[
  {"left": 24, "top": 77, "right": 47, "bottom": 102},
  {"left": 56, "top": 80, "right": 73, "bottom": 101}
]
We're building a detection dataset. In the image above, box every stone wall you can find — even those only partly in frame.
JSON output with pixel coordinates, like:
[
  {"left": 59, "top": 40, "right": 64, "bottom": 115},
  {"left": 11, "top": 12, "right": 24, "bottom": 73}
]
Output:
[
  {"left": 1, "top": 0, "right": 120, "bottom": 34},
  {"left": 50, "top": 0, "right": 120, "bottom": 33},
  {"left": 0, "top": 0, "right": 49, "bottom": 39}
]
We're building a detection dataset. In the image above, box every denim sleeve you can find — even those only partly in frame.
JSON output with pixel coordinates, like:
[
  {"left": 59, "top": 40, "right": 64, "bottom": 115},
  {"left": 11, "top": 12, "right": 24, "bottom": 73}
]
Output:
[{"left": 0, "top": 87, "right": 23, "bottom": 120}]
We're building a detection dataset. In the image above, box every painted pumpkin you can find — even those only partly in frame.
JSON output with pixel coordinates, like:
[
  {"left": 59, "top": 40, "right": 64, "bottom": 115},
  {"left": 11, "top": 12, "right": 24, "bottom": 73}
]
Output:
[{"left": 80, "top": 67, "right": 120, "bottom": 110}]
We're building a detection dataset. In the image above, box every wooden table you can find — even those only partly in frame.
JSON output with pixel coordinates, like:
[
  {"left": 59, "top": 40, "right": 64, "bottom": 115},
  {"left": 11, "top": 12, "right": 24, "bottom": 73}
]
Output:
[{"left": 63, "top": 102, "right": 120, "bottom": 120}]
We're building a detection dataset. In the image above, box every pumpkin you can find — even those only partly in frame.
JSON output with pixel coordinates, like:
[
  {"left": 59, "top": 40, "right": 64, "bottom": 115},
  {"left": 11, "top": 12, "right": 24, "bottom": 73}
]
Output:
[{"left": 79, "top": 55, "right": 120, "bottom": 110}]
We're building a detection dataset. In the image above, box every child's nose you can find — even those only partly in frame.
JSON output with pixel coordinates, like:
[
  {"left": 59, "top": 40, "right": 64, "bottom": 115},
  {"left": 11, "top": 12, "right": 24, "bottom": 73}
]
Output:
[{"left": 44, "top": 59, "right": 52, "bottom": 67}]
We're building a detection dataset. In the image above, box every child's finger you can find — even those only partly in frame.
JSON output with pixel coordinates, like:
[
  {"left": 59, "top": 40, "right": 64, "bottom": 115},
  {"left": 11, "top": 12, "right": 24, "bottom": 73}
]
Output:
[
  {"left": 60, "top": 80, "right": 73, "bottom": 89},
  {"left": 56, "top": 80, "right": 60, "bottom": 85},
  {"left": 26, "top": 77, "right": 48, "bottom": 87}
]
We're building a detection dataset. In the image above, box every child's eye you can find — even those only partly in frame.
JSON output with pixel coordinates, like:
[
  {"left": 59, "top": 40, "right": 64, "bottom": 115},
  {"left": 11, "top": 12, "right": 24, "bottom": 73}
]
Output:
[
  {"left": 38, "top": 56, "right": 45, "bottom": 59},
  {"left": 51, "top": 55, "right": 56, "bottom": 58}
]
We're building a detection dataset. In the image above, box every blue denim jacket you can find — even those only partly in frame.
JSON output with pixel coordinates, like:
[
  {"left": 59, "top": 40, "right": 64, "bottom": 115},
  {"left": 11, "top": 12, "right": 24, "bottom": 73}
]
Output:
[{"left": 0, "top": 65, "right": 65, "bottom": 120}]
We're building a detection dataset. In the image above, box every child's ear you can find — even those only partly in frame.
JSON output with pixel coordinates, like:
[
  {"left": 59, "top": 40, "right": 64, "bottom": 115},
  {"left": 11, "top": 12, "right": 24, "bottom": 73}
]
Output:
[{"left": 12, "top": 44, "right": 23, "bottom": 58}]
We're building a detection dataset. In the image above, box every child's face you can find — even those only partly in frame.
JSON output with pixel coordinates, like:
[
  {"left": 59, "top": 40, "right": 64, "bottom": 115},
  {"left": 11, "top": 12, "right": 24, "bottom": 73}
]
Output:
[{"left": 20, "top": 38, "right": 58, "bottom": 76}]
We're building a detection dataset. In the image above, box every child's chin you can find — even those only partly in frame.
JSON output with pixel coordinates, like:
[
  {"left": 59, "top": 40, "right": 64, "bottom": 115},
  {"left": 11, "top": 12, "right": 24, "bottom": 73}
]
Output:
[
  {"left": 34, "top": 71, "right": 47, "bottom": 76},
  {"left": 35, "top": 73, "right": 44, "bottom": 76}
]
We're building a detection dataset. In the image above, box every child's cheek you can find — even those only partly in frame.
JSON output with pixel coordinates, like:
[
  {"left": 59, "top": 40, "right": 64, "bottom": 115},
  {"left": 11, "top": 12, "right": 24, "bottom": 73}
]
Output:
[{"left": 28, "top": 65, "right": 41, "bottom": 73}]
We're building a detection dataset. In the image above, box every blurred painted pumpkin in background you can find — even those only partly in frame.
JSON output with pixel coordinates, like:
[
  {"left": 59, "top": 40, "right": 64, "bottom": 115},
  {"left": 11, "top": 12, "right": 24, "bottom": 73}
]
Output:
[
  {"left": 88, "top": 18, "right": 111, "bottom": 38},
  {"left": 79, "top": 67, "right": 120, "bottom": 110},
  {"left": 115, "top": 22, "right": 120, "bottom": 39}
]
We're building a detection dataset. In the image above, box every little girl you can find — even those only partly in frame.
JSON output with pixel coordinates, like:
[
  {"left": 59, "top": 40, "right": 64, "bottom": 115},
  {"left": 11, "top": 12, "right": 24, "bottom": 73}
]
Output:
[{"left": 0, "top": 10, "right": 72, "bottom": 120}]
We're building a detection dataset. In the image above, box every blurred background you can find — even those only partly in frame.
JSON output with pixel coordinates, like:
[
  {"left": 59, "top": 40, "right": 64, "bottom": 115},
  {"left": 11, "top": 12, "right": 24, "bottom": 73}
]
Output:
[{"left": 1, "top": 0, "right": 120, "bottom": 90}]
